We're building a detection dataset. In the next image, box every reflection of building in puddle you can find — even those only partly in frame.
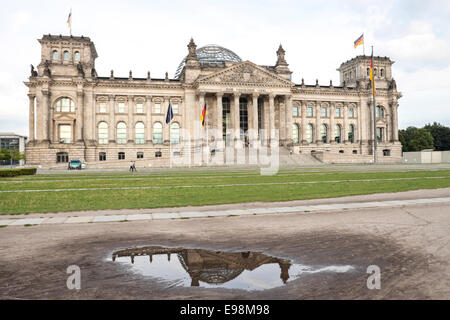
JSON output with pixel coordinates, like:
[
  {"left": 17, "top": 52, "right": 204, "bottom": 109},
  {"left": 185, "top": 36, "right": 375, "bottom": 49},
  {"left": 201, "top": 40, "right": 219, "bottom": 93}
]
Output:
[{"left": 112, "top": 246, "right": 292, "bottom": 286}]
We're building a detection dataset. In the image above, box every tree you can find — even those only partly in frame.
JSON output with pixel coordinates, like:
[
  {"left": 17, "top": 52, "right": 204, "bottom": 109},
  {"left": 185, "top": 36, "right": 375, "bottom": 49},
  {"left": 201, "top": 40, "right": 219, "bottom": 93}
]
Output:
[
  {"left": 408, "top": 129, "right": 434, "bottom": 152},
  {"left": 424, "top": 122, "right": 450, "bottom": 151},
  {"left": 0, "top": 148, "right": 26, "bottom": 168},
  {"left": 398, "top": 126, "right": 418, "bottom": 152}
]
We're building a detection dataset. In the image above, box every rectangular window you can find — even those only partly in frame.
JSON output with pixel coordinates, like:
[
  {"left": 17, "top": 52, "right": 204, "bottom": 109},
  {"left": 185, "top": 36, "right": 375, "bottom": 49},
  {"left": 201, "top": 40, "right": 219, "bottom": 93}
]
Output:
[
  {"left": 155, "top": 151, "right": 162, "bottom": 158},
  {"left": 293, "top": 106, "right": 299, "bottom": 117},
  {"left": 118, "top": 152, "right": 125, "bottom": 160},
  {"left": 307, "top": 107, "right": 313, "bottom": 117},
  {"left": 172, "top": 103, "right": 179, "bottom": 114},
  {"left": 321, "top": 107, "right": 327, "bottom": 117},
  {"left": 137, "top": 152, "right": 144, "bottom": 159},
  {"left": 154, "top": 103, "right": 161, "bottom": 113},
  {"left": 136, "top": 102, "right": 144, "bottom": 113},
  {"left": 383, "top": 149, "right": 391, "bottom": 156},
  {"left": 59, "top": 125, "right": 71, "bottom": 143},
  {"left": 99, "top": 103, "right": 107, "bottom": 113},
  {"left": 118, "top": 102, "right": 125, "bottom": 113},
  {"left": 335, "top": 108, "right": 341, "bottom": 118},
  {"left": 99, "top": 152, "right": 106, "bottom": 161},
  {"left": 377, "top": 128, "right": 384, "bottom": 142}
]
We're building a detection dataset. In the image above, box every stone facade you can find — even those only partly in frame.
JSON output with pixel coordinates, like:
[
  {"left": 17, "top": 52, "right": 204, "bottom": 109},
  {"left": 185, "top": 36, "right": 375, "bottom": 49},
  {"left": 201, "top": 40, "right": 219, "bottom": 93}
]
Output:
[{"left": 25, "top": 34, "right": 402, "bottom": 167}]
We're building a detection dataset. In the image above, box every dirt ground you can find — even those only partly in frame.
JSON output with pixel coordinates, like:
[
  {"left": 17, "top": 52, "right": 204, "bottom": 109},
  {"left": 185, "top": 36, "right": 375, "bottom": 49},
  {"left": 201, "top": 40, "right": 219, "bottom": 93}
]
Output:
[{"left": 0, "top": 189, "right": 449, "bottom": 300}]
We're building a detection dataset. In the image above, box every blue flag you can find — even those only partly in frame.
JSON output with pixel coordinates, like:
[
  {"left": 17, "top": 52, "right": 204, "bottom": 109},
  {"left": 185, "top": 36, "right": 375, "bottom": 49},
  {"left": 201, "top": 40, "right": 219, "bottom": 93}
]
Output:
[{"left": 166, "top": 103, "right": 173, "bottom": 124}]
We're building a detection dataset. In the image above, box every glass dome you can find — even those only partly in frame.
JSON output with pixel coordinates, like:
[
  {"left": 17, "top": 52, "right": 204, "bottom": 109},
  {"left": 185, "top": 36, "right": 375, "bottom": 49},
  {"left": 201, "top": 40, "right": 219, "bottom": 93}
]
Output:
[{"left": 174, "top": 44, "right": 242, "bottom": 78}]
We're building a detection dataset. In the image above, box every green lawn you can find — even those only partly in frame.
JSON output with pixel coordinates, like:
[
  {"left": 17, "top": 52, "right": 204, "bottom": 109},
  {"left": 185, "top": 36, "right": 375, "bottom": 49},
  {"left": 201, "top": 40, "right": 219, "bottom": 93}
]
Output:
[{"left": 1, "top": 168, "right": 450, "bottom": 215}]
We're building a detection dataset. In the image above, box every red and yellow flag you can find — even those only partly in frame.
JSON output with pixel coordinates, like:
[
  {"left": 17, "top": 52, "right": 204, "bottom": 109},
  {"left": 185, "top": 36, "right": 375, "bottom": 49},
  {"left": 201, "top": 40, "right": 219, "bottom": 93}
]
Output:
[
  {"left": 354, "top": 34, "right": 364, "bottom": 48},
  {"left": 370, "top": 53, "right": 376, "bottom": 96},
  {"left": 201, "top": 103, "right": 207, "bottom": 127}
]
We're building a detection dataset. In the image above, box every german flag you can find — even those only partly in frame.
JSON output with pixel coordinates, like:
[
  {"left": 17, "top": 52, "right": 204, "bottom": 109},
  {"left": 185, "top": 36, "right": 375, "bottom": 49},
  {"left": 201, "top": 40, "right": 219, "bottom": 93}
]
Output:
[
  {"left": 354, "top": 34, "right": 364, "bottom": 48},
  {"left": 201, "top": 103, "right": 207, "bottom": 127}
]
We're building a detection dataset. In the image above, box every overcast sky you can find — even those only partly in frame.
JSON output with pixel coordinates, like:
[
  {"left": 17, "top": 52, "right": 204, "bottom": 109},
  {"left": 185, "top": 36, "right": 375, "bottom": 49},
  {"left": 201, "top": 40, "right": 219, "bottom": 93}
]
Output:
[{"left": 1, "top": 0, "right": 449, "bottom": 136}]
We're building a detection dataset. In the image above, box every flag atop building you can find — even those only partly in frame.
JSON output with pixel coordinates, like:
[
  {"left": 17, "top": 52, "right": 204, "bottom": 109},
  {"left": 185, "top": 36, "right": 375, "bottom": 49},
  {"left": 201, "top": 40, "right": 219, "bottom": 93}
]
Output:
[
  {"left": 354, "top": 34, "right": 364, "bottom": 48},
  {"left": 67, "top": 9, "right": 72, "bottom": 35},
  {"left": 166, "top": 103, "right": 174, "bottom": 124},
  {"left": 201, "top": 103, "right": 207, "bottom": 127}
]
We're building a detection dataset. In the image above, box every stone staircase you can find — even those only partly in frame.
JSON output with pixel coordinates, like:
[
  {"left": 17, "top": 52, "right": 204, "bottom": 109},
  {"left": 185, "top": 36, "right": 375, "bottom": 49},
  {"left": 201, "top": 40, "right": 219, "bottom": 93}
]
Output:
[{"left": 278, "top": 147, "right": 324, "bottom": 166}]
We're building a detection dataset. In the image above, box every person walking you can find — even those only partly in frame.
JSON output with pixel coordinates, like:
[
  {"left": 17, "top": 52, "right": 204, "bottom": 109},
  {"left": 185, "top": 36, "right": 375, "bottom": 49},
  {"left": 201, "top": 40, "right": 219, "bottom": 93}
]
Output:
[
  {"left": 129, "top": 160, "right": 134, "bottom": 172},
  {"left": 133, "top": 161, "right": 137, "bottom": 172}
]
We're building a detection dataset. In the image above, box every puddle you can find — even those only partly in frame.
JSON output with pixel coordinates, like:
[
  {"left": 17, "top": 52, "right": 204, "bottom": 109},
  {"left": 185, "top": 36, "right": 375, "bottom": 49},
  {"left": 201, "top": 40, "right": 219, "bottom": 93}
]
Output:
[{"left": 110, "top": 246, "right": 355, "bottom": 291}]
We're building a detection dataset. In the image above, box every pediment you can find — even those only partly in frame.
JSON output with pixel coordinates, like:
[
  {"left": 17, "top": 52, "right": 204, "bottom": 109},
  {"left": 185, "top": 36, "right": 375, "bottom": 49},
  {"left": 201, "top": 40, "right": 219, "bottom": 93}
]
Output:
[
  {"left": 196, "top": 61, "right": 293, "bottom": 87},
  {"left": 54, "top": 113, "right": 76, "bottom": 121}
]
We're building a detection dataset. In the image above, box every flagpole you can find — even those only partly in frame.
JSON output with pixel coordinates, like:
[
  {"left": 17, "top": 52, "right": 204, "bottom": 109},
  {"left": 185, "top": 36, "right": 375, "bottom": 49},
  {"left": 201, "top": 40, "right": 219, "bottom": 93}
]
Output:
[
  {"left": 363, "top": 33, "right": 365, "bottom": 56},
  {"left": 372, "top": 46, "right": 377, "bottom": 164}
]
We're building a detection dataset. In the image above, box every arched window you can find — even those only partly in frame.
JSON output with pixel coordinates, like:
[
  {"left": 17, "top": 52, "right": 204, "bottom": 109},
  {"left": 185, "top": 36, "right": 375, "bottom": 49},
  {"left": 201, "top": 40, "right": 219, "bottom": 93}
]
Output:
[
  {"left": 74, "top": 51, "right": 80, "bottom": 62},
  {"left": 98, "top": 122, "right": 108, "bottom": 144},
  {"left": 135, "top": 122, "right": 145, "bottom": 144},
  {"left": 63, "top": 51, "right": 70, "bottom": 61},
  {"left": 116, "top": 122, "right": 127, "bottom": 144},
  {"left": 320, "top": 124, "right": 328, "bottom": 143},
  {"left": 306, "top": 124, "right": 314, "bottom": 143},
  {"left": 349, "top": 124, "right": 355, "bottom": 143},
  {"left": 170, "top": 122, "right": 180, "bottom": 144},
  {"left": 55, "top": 97, "right": 75, "bottom": 112},
  {"left": 153, "top": 122, "right": 163, "bottom": 144},
  {"left": 334, "top": 124, "right": 342, "bottom": 143},
  {"left": 349, "top": 108, "right": 355, "bottom": 118},
  {"left": 376, "top": 106, "right": 385, "bottom": 118},
  {"left": 292, "top": 124, "right": 299, "bottom": 144},
  {"left": 52, "top": 50, "right": 59, "bottom": 60},
  {"left": 56, "top": 152, "right": 69, "bottom": 163}
]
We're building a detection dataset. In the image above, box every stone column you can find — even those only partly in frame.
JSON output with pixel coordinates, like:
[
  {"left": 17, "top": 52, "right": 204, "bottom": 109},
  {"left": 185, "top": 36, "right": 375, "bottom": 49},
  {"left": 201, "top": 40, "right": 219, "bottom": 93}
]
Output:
[
  {"left": 343, "top": 103, "right": 348, "bottom": 143},
  {"left": 146, "top": 96, "right": 152, "bottom": 143},
  {"left": 329, "top": 103, "right": 335, "bottom": 144},
  {"left": 128, "top": 95, "right": 134, "bottom": 143},
  {"left": 77, "top": 90, "right": 84, "bottom": 142},
  {"left": 216, "top": 92, "right": 223, "bottom": 143},
  {"left": 279, "top": 99, "right": 285, "bottom": 144},
  {"left": 233, "top": 92, "right": 241, "bottom": 145},
  {"left": 108, "top": 95, "right": 115, "bottom": 143},
  {"left": 199, "top": 92, "right": 205, "bottom": 144},
  {"left": 285, "top": 95, "right": 293, "bottom": 146},
  {"left": 269, "top": 93, "right": 275, "bottom": 142},
  {"left": 252, "top": 93, "right": 259, "bottom": 146},
  {"left": 28, "top": 94, "right": 35, "bottom": 141},
  {"left": 392, "top": 101, "right": 399, "bottom": 141},
  {"left": 315, "top": 101, "right": 321, "bottom": 144},
  {"left": 301, "top": 101, "right": 307, "bottom": 144},
  {"left": 42, "top": 89, "right": 50, "bottom": 142}
]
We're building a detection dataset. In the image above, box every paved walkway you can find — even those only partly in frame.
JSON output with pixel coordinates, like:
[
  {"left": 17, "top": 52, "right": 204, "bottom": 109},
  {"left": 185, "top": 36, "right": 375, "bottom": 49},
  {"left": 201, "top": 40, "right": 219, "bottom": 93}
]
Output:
[{"left": 1, "top": 196, "right": 450, "bottom": 227}]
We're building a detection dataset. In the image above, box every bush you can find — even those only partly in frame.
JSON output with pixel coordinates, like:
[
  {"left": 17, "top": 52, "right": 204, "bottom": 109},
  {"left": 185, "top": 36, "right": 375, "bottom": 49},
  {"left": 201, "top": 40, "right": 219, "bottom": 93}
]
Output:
[{"left": 0, "top": 168, "right": 37, "bottom": 178}]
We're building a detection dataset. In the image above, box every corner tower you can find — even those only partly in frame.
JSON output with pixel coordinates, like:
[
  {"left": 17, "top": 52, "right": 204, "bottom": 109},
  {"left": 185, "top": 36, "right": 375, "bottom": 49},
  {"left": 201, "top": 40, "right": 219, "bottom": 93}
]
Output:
[{"left": 337, "top": 55, "right": 395, "bottom": 90}]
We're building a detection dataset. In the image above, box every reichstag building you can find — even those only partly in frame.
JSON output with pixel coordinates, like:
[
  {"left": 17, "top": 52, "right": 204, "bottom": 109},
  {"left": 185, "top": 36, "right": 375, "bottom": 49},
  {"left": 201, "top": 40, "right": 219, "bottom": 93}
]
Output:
[{"left": 25, "top": 34, "right": 402, "bottom": 167}]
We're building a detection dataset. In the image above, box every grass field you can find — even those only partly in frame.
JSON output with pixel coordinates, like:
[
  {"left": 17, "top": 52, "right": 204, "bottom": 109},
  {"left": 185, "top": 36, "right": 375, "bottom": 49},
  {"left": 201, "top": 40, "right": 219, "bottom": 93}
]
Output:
[{"left": 1, "top": 167, "right": 450, "bottom": 215}]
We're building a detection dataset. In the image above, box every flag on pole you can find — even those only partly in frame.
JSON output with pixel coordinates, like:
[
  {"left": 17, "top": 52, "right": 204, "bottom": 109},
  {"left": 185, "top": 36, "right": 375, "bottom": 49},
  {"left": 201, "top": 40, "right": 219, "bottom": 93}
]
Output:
[
  {"left": 354, "top": 34, "right": 364, "bottom": 48},
  {"left": 201, "top": 103, "right": 207, "bottom": 128},
  {"left": 166, "top": 103, "right": 174, "bottom": 124},
  {"left": 370, "top": 49, "right": 376, "bottom": 96},
  {"left": 67, "top": 9, "right": 72, "bottom": 35}
]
